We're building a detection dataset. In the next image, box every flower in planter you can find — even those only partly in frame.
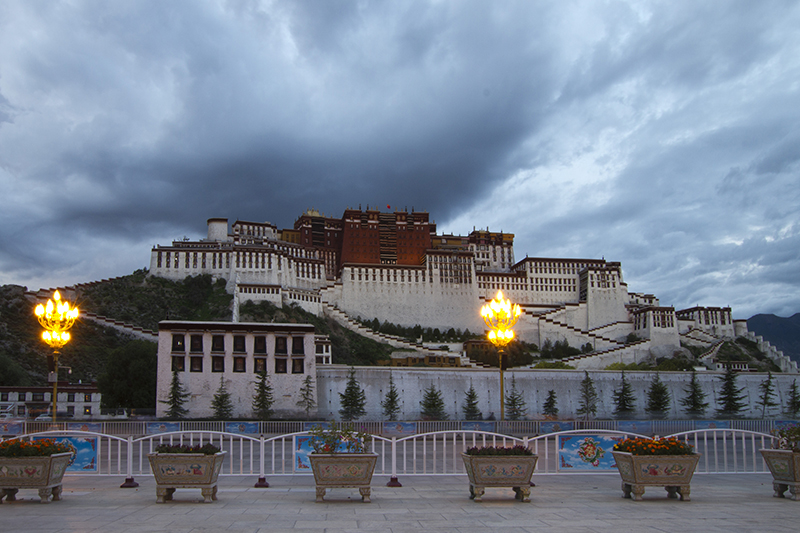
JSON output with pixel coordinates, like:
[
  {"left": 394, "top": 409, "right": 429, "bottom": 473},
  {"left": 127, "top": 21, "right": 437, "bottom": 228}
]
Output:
[
  {"left": 308, "top": 422, "right": 372, "bottom": 454},
  {"left": 154, "top": 443, "right": 221, "bottom": 455},
  {"left": 613, "top": 437, "right": 694, "bottom": 456},
  {"left": 774, "top": 423, "right": 800, "bottom": 452},
  {"left": 0, "top": 438, "right": 72, "bottom": 457},
  {"left": 464, "top": 445, "right": 533, "bottom": 456}
]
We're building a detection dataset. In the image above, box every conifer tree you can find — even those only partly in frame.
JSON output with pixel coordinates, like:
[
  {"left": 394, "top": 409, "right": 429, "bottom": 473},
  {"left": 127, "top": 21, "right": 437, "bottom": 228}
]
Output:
[
  {"left": 339, "top": 367, "right": 367, "bottom": 421},
  {"left": 211, "top": 376, "right": 234, "bottom": 420},
  {"left": 612, "top": 371, "right": 636, "bottom": 418},
  {"left": 785, "top": 379, "right": 800, "bottom": 417},
  {"left": 462, "top": 383, "right": 482, "bottom": 420},
  {"left": 296, "top": 375, "right": 317, "bottom": 419},
  {"left": 252, "top": 370, "right": 274, "bottom": 420},
  {"left": 420, "top": 384, "right": 448, "bottom": 420},
  {"left": 160, "top": 370, "right": 190, "bottom": 420},
  {"left": 505, "top": 375, "right": 528, "bottom": 421},
  {"left": 716, "top": 367, "right": 747, "bottom": 418},
  {"left": 757, "top": 371, "right": 778, "bottom": 418},
  {"left": 381, "top": 373, "right": 401, "bottom": 421},
  {"left": 542, "top": 389, "right": 558, "bottom": 418},
  {"left": 645, "top": 373, "right": 671, "bottom": 419},
  {"left": 680, "top": 371, "right": 709, "bottom": 418},
  {"left": 576, "top": 371, "right": 598, "bottom": 420}
]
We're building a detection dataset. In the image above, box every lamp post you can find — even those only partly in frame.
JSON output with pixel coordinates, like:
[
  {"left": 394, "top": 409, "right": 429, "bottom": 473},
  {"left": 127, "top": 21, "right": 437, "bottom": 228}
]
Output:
[
  {"left": 480, "top": 290, "right": 521, "bottom": 421},
  {"left": 34, "top": 290, "right": 79, "bottom": 425}
]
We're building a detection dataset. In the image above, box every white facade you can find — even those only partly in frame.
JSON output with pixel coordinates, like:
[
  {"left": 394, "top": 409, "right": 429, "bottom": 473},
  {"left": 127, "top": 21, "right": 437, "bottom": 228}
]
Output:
[{"left": 155, "top": 321, "right": 324, "bottom": 419}]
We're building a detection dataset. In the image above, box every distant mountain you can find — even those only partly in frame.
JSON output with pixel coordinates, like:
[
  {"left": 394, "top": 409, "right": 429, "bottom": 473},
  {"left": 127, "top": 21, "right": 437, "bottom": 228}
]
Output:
[{"left": 747, "top": 313, "right": 800, "bottom": 364}]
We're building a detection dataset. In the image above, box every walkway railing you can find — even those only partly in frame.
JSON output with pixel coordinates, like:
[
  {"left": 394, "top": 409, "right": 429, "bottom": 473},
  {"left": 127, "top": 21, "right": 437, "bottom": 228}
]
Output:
[{"left": 3, "top": 426, "right": 782, "bottom": 487}]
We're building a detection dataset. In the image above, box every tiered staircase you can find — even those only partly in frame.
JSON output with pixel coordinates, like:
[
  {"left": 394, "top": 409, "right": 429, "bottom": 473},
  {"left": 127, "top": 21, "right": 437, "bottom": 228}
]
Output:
[
  {"left": 81, "top": 312, "right": 159, "bottom": 342},
  {"left": 526, "top": 304, "right": 625, "bottom": 350}
]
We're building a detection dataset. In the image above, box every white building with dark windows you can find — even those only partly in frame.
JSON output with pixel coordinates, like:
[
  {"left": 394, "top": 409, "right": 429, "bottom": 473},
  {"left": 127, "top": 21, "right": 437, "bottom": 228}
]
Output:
[{"left": 156, "top": 321, "right": 327, "bottom": 419}]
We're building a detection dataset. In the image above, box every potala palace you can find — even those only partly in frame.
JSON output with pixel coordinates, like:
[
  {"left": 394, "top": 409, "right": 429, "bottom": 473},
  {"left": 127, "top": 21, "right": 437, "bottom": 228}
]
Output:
[{"left": 148, "top": 207, "right": 796, "bottom": 419}]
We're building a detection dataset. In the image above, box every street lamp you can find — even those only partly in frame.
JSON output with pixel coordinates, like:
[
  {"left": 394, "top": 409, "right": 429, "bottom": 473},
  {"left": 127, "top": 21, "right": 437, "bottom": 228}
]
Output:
[
  {"left": 34, "top": 290, "right": 79, "bottom": 424},
  {"left": 480, "top": 290, "right": 521, "bottom": 421}
]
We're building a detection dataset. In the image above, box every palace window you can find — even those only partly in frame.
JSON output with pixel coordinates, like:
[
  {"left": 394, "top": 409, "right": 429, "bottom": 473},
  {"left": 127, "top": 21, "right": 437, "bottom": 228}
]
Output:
[
  {"left": 190, "top": 357, "right": 203, "bottom": 372},
  {"left": 211, "top": 335, "right": 225, "bottom": 352},
  {"left": 233, "top": 357, "right": 246, "bottom": 373},
  {"left": 212, "top": 356, "right": 225, "bottom": 372},
  {"left": 275, "top": 337, "right": 288, "bottom": 355},
  {"left": 84, "top": 393, "right": 92, "bottom": 402},
  {"left": 292, "top": 358, "right": 304, "bottom": 374},
  {"left": 172, "top": 356, "right": 185, "bottom": 372},
  {"left": 292, "top": 337, "right": 305, "bottom": 355},
  {"left": 233, "top": 336, "right": 246, "bottom": 353},
  {"left": 275, "top": 358, "right": 287, "bottom": 374},
  {"left": 172, "top": 334, "right": 185, "bottom": 353},
  {"left": 254, "top": 358, "right": 266, "bottom": 374},
  {"left": 190, "top": 335, "right": 203, "bottom": 353}
]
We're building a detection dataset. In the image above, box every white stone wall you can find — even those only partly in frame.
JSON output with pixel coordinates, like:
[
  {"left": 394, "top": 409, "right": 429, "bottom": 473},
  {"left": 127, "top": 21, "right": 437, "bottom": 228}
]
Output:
[{"left": 317, "top": 366, "right": 800, "bottom": 420}]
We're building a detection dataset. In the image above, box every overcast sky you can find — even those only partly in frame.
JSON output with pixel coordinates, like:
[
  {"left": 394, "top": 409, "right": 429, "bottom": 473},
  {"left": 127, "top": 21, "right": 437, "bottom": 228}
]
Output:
[{"left": 1, "top": 1, "right": 799, "bottom": 319}]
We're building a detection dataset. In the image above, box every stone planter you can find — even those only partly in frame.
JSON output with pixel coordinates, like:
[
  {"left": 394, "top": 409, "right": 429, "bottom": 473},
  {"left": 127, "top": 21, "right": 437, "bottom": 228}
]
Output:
[
  {"left": 460, "top": 453, "right": 538, "bottom": 502},
  {"left": 147, "top": 451, "right": 226, "bottom": 503},
  {"left": 0, "top": 452, "right": 73, "bottom": 504},
  {"left": 611, "top": 451, "right": 701, "bottom": 501},
  {"left": 308, "top": 452, "right": 378, "bottom": 502},
  {"left": 760, "top": 449, "right": 800, "bottom": 501}
]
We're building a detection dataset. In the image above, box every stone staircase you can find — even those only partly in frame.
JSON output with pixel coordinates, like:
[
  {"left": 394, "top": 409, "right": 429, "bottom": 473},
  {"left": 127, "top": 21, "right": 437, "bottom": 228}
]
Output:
[
  {"left": 81, "top": 312, "right": 159, "bottom": 342},
  {"left": 527, "top": 304, "right": 624, "bottom": 349}
]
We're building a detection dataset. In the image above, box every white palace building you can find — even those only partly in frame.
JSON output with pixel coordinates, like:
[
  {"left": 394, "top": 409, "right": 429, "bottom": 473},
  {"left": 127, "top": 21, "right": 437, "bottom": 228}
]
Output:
[{"left": 148, "top": 208, "right": 798, "bottom": 377}]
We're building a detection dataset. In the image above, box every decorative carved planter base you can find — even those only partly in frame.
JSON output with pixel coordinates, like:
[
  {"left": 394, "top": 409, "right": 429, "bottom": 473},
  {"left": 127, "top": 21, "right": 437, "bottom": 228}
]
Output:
[
  {"left": 147, "top": 452, "right": 226, "bottom": 503},
  {"left": 760, "top": 449, "right": 800, "bottom": 501},
  {"left": 308, "top": 453, "right": 378, "bottom": 503},
  {"left": 611, "top": 451, "right": 700, "bottom": 502},
  {"left": 0, "top": 452, "right": 72, "bottom": 504},
  {"left": 461, "top": 453, "right": 538, "bottom": 502}
]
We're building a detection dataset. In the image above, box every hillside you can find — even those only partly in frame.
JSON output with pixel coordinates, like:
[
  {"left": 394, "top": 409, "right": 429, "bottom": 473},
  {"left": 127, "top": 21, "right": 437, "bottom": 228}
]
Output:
[
  {"left": 0, "top": 271, "right": 395, "bottom": 387},
  {"left": 747, "top": 313, "right": 800, "bottom": 364}
]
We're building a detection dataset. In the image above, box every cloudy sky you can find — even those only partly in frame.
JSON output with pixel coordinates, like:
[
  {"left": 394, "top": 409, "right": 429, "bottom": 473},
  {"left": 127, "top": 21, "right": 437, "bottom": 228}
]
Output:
[{"left": 1, "top": 0, "right": 799, "bottom": 319}]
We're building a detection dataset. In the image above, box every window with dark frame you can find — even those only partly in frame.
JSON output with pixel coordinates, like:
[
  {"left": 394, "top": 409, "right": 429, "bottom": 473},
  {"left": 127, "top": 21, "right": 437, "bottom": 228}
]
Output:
[
  {"left": 233, "top": 335, "right": 246, "bottom": 353},
  {"left": 292, "top": 337, "right": 304, "bottom": 355},
  {"left": 172, "top": 356, "right": 185, "bottom": 372},
  {"left": 211, "top": 335, "right": 225, "bottom": 352},
  {"left": 190, "top": 357, "right": 203, "bottom": 372},
  {"left": 172, "top": 334, "right": 185, "bottom": 352},
  {"left": 67, "top": 393, "right": 75, "bottom": 402},
  {"left": 32, "top": 392, "right": 45, "bottom": 401},
  {"left": 233, "top": 357, "right": 246, "bottom": 373},
  {"left": 84, "top": 393, "right": 92, "bottom": 402},
  {"left": 254, "top": 336, "right": 267, "bottom": 354},
  {"left": 66, "top": 406, "right": 75, "bottom": 416},
  {"left": 275, "top": 337, "right": 287, "bottom": 354},
  {"left": 190, "top": 335, "right": 203, "bottom": 353},
  {"left": 212, "top": 356, "right": 225, "bottom": 372},
  {"left": 84, "top": 406, "right": 92, "bottom": 415},
  {"left": 292, "top": 358, "right": 304, "bottom": 374},
  {"left": 275, "top": 358, "right": 287, "bottom": 374},
  {"left": 254, "top": 358, "right": 267, "bottom": 374}
]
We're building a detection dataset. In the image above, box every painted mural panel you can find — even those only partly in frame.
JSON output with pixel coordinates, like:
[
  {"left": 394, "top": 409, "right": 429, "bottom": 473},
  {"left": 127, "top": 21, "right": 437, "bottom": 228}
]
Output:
[{"left": 558, "top": 434, "right": 622, "bottom": 471}]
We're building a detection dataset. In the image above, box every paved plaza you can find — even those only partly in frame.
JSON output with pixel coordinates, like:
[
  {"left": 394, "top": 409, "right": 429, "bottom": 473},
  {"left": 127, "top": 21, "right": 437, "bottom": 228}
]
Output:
[{"left": 0, "top": 473, "right": 793, "bottom": 532}]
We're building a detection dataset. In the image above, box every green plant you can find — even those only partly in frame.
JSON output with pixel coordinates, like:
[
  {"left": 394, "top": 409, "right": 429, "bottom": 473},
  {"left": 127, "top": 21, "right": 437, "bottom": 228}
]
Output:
[
  {"left": 420, "top": 384, "right": 448, "bottom": 420},
  {"left": 612, "top": 371, "right": 636, "bottom": 418},
  {"left": 381, "top": 373, "right": 401, "bottom": 421},
  {"left": 296, "top": 375, "right": 317, "bottom": 419},
  {"left": 211, "top": 377, "right": 234, "bottom": 420},
  {"left": 542, "top": 389, "right": 558, "bottom": 417},
  {"left": 757, "top": 372, "right": 778, "bottom": 417},
  {"left": 308, "top": 422, "right": 372, "bottom": 454},
  {"left": 464, "top": 445, "right": 533, "bottom": 456},
  {"left": 786, "top": 379, "right": 800, "bottom": 417},
  {"left": 339, "top": 367, "right": 367, "bottom": 421},
  {"left": 774, "top": 424, "right": 800, "bottom": 452},
  {"left": 462, "top": 383, "right": 482, "bottom": 420},
  {"left": 645, "top": 373, "right": 671, "bottom": 418},
  {"left": 154, "top": 443, "right": 221, "bottom": 455},
  {"left": 680, "top": 371, "right": 709, "bottom": 417},
  {"left": 716, "top": 367, "right": 746, "bottom": 418},
  {"left": 160, "top": 369, "right": 190, "bottom": 420},
  {"left": 613, "top": 437, "right": 694, "bottom": 456},
  {"left": 0, "top": 438, "right": 72, "bottom": 457},
  {"left": 576, "top": 371, "right": 598, "bottom": 420},
  {"left": 505, "top": 374, "right": 527, "bottom": 420},
  {"left": 252, "top": 370, "right": 274, "bottom": 420}
]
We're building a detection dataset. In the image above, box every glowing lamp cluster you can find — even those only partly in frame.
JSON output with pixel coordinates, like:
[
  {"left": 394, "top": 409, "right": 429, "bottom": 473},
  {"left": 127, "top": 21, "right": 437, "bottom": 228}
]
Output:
[
  {"left": 34, "top": 291, "right": 79, "bottom": 350},
  {"left": 480, "top": 290, "right": 521, "bottom": 348}
]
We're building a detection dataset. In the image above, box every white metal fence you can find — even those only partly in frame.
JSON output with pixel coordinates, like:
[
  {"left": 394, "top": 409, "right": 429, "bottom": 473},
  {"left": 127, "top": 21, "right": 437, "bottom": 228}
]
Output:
[{"left": 3, "top": 426, "right": 781, "bottom": 487}]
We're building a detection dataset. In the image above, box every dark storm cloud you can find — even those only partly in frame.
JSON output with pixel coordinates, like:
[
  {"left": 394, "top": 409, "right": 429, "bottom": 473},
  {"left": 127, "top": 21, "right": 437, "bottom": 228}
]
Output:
[{"left": 1, "top": 0, "right": 799, "bottom": 319}]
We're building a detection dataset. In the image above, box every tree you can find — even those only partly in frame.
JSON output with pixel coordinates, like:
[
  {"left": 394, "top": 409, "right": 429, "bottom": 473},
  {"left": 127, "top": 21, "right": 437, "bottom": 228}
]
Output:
[
  {"left": 420, "top": 384, "right": 448, "bottom": 420},
  {"left": 680, "top": 371, "right": 709, "bottom": 418},
  {"left": 542, "top": 389, "right": 558, "bottom": 418},
  {"left": 576, "top": 371, "right": 598, "bottom": 420},
  {"left": 462, "top": 383, "right": 482, "bottom": 420},
  {"left": 716, "top": 367, "right": 747, "bottom": 418},
  {"left": 645, "top": 373, "right": 671, "bottom": 419},
  {"left": 339, "top": 367, "right": 367, "bottom": 421},
  {"left": 211, "top": 376, "right": 234, "bottom": 420},
  {"left": 785, "top": 379, "right": 800, "bottom": 417},
  {"left": 612, "top": 371, "right": 636, "bottom": 418},
  {"left": 296, "top": 375, "right": 317, "bottom": 419},
  {"left": 757, "top": 372, "right": 778, "bottom": 418},
  {"left": 160, "top": 370, "right": 190, "bottom": 420},
  {"left": 505, "top": 375, "right": 528, "bottom": 420},
  {"left": 97, "top": 340, "right": 157, "bottom": 411},
  {"left": 381, "top": 373, "right": 401, "bottom": 421},
  {"left": 252, "top": 370, "right": 274, "bottom": 420}
]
